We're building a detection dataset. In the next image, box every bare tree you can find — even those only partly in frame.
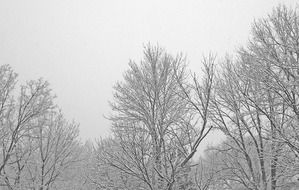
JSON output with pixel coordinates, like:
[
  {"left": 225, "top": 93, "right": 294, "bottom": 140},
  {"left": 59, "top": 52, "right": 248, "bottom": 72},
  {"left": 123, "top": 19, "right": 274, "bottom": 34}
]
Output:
[
  {"left": 95, "top": 45, "right": 211, "bottom": 190},
  {"left": 0, "top": 65, "right": 82, "bottom": 190},
  {"left": 187, "top": 5, "right": 299, "bottom": 190},
  {"left": 235, "top": 5, "right": 299, "bottom": 189},
  {"left": 239, "top": 5, "right": 299, "bottom": 155},
  {"left": 0, "top": 75, "right": 55, "bottom": 189},
  {"left": 174, "top": 53, "right": 216, "bottom": 167},
  {"left": 193, "top": 152, "right": 221, "bottom": 190},
  {"left": 207, "top": 57, "right": 269, "bottom": 190},
  {"left": 92, "top": 138, "right": 145, "bottom": 190},
  {"left": 23, "top": 111, "right": 80, "bottom": 190}
]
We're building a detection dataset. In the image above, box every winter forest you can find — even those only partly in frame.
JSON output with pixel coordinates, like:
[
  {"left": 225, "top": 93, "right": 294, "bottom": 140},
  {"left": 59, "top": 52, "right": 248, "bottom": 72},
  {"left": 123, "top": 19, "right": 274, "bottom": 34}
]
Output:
[{"left": 1, "top": 4, "right": 299, "bottom": 190}]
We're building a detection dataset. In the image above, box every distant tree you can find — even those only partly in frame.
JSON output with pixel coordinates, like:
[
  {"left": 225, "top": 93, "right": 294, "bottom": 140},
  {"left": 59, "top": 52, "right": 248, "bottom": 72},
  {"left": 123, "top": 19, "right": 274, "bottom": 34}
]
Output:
[
  {"left": 24, "top": 111, "right": 80, "bottom": 190},
  {"left": 92, "top": 138, "right": 144, "bottom": 190},
  {"left": 59, "top": 140, "right": 96, "bottom": 190},
  {"left": 192, "top": 152, "right": 221, "bottom": 190}
]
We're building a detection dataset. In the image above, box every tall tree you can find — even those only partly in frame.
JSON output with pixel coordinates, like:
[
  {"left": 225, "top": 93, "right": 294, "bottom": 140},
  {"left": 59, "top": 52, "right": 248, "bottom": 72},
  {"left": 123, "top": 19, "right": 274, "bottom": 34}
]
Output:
[
  {"left": 96, "top": 45, "right": 213, "bottom": 190},
  {"left": 238, "top": 5, "right": 299, "bottom": 189},
  {"left": 200, "top": 5, "right": 299, "bottom": 190}
]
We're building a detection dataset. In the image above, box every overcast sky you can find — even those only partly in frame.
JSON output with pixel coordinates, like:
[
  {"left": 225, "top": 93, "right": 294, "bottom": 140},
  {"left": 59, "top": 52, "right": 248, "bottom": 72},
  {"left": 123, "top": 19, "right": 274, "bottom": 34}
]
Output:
[{"left": 0, "top": 0, "right": 298, "bottom": 145}]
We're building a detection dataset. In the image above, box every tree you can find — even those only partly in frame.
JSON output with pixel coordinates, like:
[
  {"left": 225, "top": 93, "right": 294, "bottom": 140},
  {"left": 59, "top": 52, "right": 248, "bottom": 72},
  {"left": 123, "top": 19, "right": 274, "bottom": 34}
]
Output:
[
  {"left": 25, "top": 111, "right": 80, "bottom": 190},
  {"left": 192, "top": 152, "right": 221, "bottom": 190},
  {"left": 238, "top": 4, "right": 299, "bottom": 154},
  {"left": 237, "top": 4, "right": 299, "bottom": 189},
  {"left": 186, "top": 5, "right": 299, "bottom": 190},
  {"left": 95, "top": 45, "right": 214, "bottom": 190},
  {"left": 92, "top": 138, "right": 144, "bottom": 190},
  {"left": 207, "top": 57, "right": 269, "bottom": 190},
  {"left": 0, "top": 67, "right": 55, "bottom": 189},
  {"left": 0, "top": 65, "right": 82, "bottom": 190}
]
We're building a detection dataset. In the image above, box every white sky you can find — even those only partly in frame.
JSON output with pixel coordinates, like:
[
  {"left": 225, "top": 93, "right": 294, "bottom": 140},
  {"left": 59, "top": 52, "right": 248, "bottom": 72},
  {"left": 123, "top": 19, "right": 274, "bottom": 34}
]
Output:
[{"left": 0, "top": 0, "right": 297, "bottom": 147}]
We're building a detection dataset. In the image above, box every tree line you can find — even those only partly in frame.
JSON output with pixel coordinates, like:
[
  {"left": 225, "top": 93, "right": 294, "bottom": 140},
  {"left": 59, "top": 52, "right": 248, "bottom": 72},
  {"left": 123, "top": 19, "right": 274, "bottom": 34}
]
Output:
[{"left": 1, "top": 4, "right": 299, "bottom": 190}]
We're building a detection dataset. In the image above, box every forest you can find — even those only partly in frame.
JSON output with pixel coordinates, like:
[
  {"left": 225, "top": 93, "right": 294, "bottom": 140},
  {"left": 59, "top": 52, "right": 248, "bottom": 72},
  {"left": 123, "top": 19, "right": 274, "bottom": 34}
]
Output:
[{"left": 1, "top": 4, "right": 299, "bottom": 190}]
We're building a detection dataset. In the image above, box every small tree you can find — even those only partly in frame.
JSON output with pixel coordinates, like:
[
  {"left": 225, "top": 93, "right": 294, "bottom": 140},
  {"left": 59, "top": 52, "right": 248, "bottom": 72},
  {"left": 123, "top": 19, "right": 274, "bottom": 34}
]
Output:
[{"left": 26, "top": 111, "right": 80, "bottom": 190}]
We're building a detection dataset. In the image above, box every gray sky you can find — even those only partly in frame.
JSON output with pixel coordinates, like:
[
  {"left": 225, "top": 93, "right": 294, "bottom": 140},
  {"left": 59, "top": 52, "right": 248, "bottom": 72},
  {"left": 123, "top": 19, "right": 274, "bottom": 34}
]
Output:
[{"left": 0, "top": 0, "right": 297, "bottom": 145}]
